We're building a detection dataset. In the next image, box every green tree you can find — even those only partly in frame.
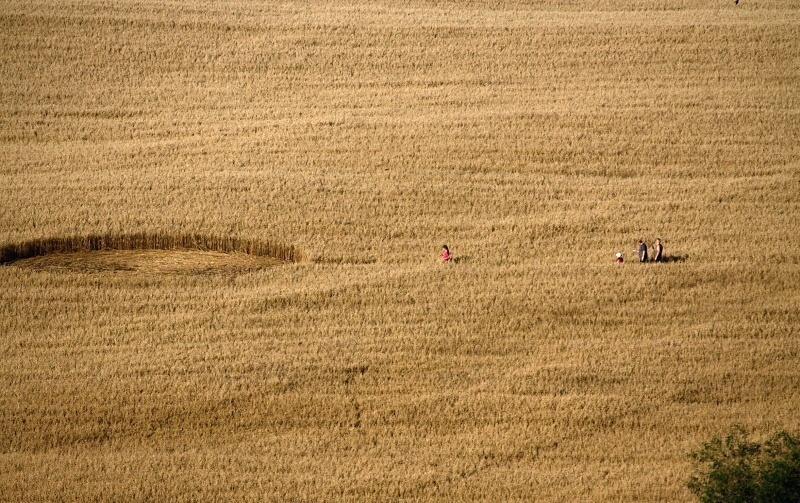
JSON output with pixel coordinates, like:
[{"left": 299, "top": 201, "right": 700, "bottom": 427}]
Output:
[{"left": 688, "top": 426, "right": 800, "bottom": 503}]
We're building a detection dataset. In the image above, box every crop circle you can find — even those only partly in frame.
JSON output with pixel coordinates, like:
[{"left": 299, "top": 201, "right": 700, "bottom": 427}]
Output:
[{"left": 0, "top": 233, "right": 302, "bottom": 273}]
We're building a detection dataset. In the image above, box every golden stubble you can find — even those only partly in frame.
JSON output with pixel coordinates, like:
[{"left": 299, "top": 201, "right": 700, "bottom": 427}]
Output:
[{"left": 1, "top": 1, "right": 799, "bottom": 501}]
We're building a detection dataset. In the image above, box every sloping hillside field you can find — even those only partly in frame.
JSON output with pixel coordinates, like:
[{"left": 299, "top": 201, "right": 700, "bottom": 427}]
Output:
[{"left": 1, "top": 1, "right": 798, "bottom": 500}]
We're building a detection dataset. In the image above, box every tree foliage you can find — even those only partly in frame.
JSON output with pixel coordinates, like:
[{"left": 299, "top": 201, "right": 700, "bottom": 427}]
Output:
[{"left": 688, "top": 426, "right": 800, "bottom": 503}]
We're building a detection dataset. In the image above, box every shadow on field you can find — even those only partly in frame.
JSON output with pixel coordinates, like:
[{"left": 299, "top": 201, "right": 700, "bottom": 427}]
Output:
[
  {"left": 662, "top": 254, "right": 688, "bottom": 263},
  {"left": 314, "top": 256, "right": 378, "bottom": 265}
]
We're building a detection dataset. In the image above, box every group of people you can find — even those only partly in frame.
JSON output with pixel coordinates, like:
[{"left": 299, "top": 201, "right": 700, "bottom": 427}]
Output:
[
  {"left": 440, "top": 240, "right": 664, "bottom": 265},
  {"left": 616, "top": 238, "right": 663, "bottom": 263}
]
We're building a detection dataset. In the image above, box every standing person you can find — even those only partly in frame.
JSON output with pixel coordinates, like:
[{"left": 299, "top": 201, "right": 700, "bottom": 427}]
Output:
[
  {"left": 652, "top": 238, "right": 663, "bottom": 262},
  {"left": 439, "top": 245, "right": 451, "bottom": 263},
  {"left": 637, "top": 239, "right": 648, "bottom": 262},
  {"left": 615, "top": 252, "right": 624, "bottom": 264}
]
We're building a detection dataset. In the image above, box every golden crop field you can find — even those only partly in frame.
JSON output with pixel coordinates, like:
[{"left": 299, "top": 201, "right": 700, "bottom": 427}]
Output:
[{"left": 1, "top": 0, "right": 799, "bottom": 500}]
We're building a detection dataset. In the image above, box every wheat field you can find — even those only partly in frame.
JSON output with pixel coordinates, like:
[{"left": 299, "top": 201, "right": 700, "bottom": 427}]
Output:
[{"left": 1, "top": 0, "right": 799, "bottom": 501}]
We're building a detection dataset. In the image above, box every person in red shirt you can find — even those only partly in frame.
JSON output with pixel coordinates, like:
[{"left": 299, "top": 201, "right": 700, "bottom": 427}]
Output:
[
  {"left": 615, "top": 252, "right": 624, "bottom": 264},
  {"left": 440, "top": 245, "right": 451, "bottom": 263}
]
